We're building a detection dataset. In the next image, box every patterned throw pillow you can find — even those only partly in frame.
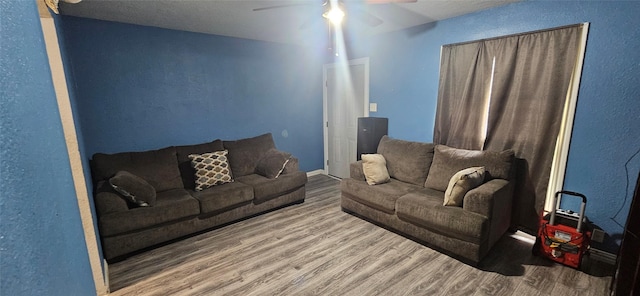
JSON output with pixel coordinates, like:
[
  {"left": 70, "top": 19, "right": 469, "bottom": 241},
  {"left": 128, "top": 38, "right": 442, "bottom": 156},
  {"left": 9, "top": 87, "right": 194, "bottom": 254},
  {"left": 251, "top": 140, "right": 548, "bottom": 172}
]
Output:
[{"left": 189, "top": 150, "right": 234, "bottom": 191}]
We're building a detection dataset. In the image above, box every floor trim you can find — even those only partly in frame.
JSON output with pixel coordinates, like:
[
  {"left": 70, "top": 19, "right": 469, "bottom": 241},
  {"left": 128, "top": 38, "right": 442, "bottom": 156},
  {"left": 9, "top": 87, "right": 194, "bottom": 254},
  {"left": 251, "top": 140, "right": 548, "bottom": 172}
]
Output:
[{"left": 307, "top": 169, "right": 325, "bottom": 177}]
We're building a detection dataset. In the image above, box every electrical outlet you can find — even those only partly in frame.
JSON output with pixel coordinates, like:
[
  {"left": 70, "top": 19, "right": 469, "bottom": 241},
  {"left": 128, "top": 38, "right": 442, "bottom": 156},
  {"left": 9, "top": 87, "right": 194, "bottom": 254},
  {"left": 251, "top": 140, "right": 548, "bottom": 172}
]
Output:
[{"left": 592, "top": 228, "right": 605, "bottom": 243}]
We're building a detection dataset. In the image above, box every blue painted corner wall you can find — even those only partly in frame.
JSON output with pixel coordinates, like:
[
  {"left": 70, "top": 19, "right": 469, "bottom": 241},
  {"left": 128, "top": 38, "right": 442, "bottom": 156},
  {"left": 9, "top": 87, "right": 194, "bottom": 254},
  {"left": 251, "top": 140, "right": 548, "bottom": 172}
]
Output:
[
  {"left": 358, "top": 1, "right": 640, "bottom": 253},
  {"left": 58, "top": 17, "right": 325, "bottom": 172},
  {"left": 0, "top": 1, "right": 95, "bottom": 295}
]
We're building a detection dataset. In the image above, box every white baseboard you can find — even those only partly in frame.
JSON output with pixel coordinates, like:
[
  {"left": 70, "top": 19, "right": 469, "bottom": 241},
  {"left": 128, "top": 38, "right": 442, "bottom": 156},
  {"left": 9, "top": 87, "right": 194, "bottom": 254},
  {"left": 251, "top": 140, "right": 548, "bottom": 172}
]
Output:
[
  {"left": 306, "top": 169, "right": 325, "bottom": 177},
  {"left": 103, "top": 259, "right": 110, "bottom": 294}
]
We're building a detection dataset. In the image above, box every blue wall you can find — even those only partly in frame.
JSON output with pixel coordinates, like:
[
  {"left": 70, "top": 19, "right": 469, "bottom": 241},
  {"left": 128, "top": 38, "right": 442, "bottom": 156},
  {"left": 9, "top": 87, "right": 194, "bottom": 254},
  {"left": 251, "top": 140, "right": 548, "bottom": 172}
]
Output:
[
  {"left": 0, "top": 1, "right": 96, "bottom": 295},
  {"left": 358, "top": 1, "right": 640, "bottom": 252},
  {"left": 59, "top": 17, "right": 325, "bottom": 172}
]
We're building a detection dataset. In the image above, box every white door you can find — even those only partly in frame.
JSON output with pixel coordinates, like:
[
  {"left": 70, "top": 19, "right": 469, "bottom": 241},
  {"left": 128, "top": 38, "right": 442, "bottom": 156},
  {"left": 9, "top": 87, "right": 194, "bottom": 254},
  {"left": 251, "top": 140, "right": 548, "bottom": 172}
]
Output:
[{"left": 324, "top": 58, "right": 369, "bottom": 178}]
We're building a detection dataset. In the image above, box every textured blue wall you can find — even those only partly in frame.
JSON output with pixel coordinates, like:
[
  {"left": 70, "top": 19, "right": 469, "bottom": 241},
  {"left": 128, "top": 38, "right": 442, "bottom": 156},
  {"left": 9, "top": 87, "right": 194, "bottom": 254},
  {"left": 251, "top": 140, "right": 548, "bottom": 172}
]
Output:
[
  {"left": 0, "top": 1, "right": 96, "bottom": 295},
  {"left": 52, "top": 14, "right": 104, "bottom": 270},
  {"left": 358, "top": 1, "right": 640, "bottom": 252},
  {"left": 59, "top": 17, "right": 325, "bottom": 172}
]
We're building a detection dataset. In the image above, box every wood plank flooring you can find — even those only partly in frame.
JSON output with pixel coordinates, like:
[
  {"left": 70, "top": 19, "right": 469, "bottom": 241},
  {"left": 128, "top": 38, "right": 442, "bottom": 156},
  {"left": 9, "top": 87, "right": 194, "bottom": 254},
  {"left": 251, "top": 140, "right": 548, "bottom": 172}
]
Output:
[{"left": 108, "top": 174, "right": 614, "bottom": 295}]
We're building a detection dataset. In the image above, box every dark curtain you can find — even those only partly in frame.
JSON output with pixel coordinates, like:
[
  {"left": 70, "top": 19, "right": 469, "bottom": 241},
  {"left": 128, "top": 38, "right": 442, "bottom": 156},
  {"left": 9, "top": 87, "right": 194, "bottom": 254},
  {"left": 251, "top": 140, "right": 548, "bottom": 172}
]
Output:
[
  {"left": 434, "top": 24, "right": 583, "bottom": 232},
  {"left": 484, "top": 26, "right": 582, "bottom": 232},
  {"left": 433, "top": 42, "right": 491, "bottom": 150}
]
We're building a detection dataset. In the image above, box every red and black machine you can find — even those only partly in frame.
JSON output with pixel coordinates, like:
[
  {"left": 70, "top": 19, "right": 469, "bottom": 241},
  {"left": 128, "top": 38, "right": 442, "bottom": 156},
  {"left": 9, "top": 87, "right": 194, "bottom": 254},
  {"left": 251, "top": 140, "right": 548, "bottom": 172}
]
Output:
[{"left": 533, "top": 191, "right": 592, "bottom": 269}]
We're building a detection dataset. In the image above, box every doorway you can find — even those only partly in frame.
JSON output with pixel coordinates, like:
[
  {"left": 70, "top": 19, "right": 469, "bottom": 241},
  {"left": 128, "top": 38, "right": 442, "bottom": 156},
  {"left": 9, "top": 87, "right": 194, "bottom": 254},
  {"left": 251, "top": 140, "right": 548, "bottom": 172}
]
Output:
[{"left": 323, "top": 58, "right": 370, "bottom": 179}]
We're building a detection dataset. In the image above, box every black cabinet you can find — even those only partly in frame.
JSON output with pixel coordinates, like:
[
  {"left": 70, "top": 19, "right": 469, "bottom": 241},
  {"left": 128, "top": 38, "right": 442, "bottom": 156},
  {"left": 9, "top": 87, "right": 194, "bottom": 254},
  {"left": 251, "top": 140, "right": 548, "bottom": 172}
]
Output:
[
  {"left": 357, "top": 117, "right": 388, "bottom": 160},
  {"left": 611, "top": 172, "right": 640, "bottom": 295}
]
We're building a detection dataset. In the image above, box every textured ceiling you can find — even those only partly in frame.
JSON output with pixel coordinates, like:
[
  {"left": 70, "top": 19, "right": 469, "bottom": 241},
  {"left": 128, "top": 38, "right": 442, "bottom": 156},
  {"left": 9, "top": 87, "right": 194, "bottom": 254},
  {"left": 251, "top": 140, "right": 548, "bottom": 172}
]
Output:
[{"left": 59, "top": 0, "right": 519, "bottom": 45}]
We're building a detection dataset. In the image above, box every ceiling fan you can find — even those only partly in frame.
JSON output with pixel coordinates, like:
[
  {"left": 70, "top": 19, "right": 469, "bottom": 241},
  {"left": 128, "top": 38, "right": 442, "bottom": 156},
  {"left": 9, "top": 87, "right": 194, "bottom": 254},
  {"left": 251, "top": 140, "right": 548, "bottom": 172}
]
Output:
[{"left": 253, "top": 0, "right": 418, "bottom": 28}]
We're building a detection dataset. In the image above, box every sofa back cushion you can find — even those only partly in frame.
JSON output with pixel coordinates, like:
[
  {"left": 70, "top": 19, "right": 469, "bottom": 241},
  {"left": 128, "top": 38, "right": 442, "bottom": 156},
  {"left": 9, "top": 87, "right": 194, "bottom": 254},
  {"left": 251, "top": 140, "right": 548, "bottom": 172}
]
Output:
[
  {"left": 91, "top": 146, "right": 184, "bottom": 192},
  {"left": 223, "top": 133, "right": 276, "bottom": 177},
  {"left": 174, "top": 139, "right": 224, "bottom": 190},
  {"left": 425, "top": 145, "right": 514, "bottom": 191},
  {"left": 376, "top": 136, "right": 435, "bottom": 186}
]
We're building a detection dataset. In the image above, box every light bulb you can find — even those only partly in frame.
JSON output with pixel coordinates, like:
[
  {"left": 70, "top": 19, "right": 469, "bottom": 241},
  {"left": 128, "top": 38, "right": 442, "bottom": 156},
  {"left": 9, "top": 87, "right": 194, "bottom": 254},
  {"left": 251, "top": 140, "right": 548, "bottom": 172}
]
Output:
[{"left": 325, "top": 8, "right": 345, "bottom": 25}]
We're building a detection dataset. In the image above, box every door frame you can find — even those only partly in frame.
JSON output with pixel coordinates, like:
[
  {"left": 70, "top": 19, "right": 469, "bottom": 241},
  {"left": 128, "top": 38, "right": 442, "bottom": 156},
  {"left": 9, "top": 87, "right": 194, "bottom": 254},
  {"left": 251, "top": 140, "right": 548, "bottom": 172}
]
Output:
[{"left": 323, "top": 57, "right": 370, "bottom": 175}]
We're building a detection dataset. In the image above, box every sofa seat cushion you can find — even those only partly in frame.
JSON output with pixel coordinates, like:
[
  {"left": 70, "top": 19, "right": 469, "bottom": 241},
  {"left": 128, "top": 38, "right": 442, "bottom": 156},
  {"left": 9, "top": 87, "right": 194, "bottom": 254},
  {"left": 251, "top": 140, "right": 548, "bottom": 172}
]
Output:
[
  {"left": 341, "top": 178, "right": 422, "bottom": 214},
  {"left": 99, "top": 188, "right": 200, "bottom": 237},
  {"left": 190, "top": 181, "right": 254, "bottom": 214},
  {"left": 396, "top": 193, "right": 489, "bottom": 244},
  {"left": 236, "top": 171, "right": 307, "bottom": 204}
]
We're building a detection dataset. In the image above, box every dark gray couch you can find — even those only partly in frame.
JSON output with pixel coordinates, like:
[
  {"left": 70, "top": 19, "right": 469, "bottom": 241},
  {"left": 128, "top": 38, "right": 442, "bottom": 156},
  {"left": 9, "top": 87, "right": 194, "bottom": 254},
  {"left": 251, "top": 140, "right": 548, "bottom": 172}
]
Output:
[
  {"left": 341, "top": 136, "right": 515, "bottom": 264},
  {"left": 91, "top": 133, "right": 307, "bottom": 261}
]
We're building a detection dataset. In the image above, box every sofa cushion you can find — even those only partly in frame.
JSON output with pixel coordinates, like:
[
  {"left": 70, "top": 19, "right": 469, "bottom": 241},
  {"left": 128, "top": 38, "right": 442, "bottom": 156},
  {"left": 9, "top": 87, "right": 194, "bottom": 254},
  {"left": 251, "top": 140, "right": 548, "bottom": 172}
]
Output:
[
  {"left": 190, "top": 182, "right": 254, "bottom": 214},
  {"left": 361, "top": 154, "right": 390, "bottom": 185},
  {"left": 91, "top": 146, "right": 184, "bottom": 192},
  {"left": 235, "top": 171, "right": 307, "bottom": 204},
  {"left": 256, "top": 149, "right": 291, "bottom": 179},
  {"left": 189, "top": 150, "right": 234, "bottom": 191},
  {"left": 425, "top": 145, "right": 514, "bottom": 191},
  {"left": 175, "top": 139, "right": 224, "bottom": 190},
  {"left": 443, "top": 167, "right": 486, "bottom": 207},
  {"left": 98, "top": 188, "right": 200, "bottom": 237},
  {"left": 109, "top": 171, "right": 157, "bottom": 207},
  {"left": 376, "top": 136, "right": 435, "bottom": 186},
  {"left": 341, "top": 178, "right": 422, "bottom": 214},
  {"left": 396, "top": 193, "right": 489, "bottom": 244},
  {"left": 223, "top": 133, "right": 276, "bottom": 177}
]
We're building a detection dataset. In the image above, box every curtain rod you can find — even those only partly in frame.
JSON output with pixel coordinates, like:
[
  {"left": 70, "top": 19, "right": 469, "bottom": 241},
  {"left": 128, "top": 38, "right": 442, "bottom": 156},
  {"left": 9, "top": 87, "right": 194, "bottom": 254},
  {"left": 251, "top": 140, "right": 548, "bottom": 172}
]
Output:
[{"left": 443, "top": 23, "right": 585, "bottom": 48}]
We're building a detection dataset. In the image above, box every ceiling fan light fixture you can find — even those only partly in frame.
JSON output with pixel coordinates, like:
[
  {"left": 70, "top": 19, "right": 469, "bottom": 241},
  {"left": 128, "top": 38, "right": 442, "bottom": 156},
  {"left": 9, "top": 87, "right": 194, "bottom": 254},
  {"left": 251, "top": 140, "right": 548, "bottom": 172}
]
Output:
[{"left": 322, "top": 1, "right": 345, "bottom": 25}]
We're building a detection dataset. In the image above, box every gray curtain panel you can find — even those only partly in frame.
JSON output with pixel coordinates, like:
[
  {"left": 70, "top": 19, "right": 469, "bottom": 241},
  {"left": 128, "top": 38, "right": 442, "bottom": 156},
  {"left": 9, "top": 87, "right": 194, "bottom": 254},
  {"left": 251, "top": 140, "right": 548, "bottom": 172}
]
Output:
[
  {"left": 434, "top": 24, "right": 583, "bottom": 233},
  {"left": 434, "top": 41, "right": 490, "bottom": 150}
]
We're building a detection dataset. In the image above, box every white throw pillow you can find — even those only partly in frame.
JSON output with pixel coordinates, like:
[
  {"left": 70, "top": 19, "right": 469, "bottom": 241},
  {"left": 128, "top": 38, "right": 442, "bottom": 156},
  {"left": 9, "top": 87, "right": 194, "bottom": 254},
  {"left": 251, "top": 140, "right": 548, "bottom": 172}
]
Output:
[
  {"left": 361, "top": 154, "right": 390, "bottom": 185},
  {"left": 443, "top": 166, "right": 486, "bottom": 207}
]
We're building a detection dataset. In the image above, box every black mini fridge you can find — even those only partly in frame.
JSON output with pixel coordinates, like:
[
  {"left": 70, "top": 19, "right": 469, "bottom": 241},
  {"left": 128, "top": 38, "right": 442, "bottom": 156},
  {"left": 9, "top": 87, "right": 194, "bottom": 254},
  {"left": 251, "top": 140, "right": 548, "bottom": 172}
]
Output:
[{"left": 356, "top": 117, "right": 388, "bottom": 160}]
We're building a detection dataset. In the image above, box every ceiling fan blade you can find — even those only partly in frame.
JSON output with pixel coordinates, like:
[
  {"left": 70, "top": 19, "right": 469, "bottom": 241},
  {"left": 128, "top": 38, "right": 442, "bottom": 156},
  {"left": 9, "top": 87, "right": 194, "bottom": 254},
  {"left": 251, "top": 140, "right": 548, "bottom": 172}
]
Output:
[
  {"left": 253, "top": 3, "right": 312, "bottom": 12},
  {"left": 351, "top": 8, "right": 384, "bottom": 27}
]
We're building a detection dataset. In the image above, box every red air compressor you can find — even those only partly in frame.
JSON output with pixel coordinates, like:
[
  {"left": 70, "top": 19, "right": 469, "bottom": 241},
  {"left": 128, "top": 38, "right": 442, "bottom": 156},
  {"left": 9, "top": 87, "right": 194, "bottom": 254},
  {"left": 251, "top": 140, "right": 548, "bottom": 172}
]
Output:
[{"left": 532, "top": 191, "right": 592, "bottom": 270}]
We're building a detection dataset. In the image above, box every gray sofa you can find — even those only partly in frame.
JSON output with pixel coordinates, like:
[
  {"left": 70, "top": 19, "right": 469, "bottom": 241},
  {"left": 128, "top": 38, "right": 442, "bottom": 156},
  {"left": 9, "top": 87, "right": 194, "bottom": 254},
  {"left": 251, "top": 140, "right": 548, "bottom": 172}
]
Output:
[
  {"left": 91, "top": 133, "right": 307, "bottom": 261},
  {"left": 341, "top": 136, "right": 515, "bottom": 264}
]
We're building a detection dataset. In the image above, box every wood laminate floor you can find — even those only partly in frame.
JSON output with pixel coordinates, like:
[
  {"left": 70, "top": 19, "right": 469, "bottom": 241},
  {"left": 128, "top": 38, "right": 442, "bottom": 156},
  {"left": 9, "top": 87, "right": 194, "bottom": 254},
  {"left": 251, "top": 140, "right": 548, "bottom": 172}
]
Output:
[{"left": 108, "top": 174, "right": 614, "bottom": 296}]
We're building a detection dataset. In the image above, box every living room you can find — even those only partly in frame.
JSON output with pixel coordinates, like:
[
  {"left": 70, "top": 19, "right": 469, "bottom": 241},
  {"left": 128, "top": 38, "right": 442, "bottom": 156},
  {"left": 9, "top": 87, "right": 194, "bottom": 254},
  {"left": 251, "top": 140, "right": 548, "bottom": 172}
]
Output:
[{"left": 2, "top": 0, "right": 639, "bottom": 295}]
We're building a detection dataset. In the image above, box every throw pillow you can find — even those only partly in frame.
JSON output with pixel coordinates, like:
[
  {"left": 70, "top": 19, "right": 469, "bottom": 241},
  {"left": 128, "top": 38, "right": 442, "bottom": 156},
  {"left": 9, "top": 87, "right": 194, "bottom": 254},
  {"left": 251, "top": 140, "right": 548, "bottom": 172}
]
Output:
[
  {"left": 256, "top": 149, "right": 292, "bottom": 179},
  {"left": 361, "top": 154, "right": 391, "bottom": 185},
  {"left": 109, "top": 171, "right": 157, "bottom": 207},
  {"left": 443, "top": 167, "right": 486, "bottom": 207},
  {"left": 189, "top": 150, "right": 234, "bottom": 191}
]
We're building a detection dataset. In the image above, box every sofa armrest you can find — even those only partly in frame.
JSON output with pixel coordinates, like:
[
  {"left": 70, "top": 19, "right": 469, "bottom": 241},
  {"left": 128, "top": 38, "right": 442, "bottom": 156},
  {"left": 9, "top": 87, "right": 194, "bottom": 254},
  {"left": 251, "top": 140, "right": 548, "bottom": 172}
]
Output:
[
  {"left": 463, "top": 179, "right": 511, "bottom": 217},
  {"left": 463, "top": 178, "right": 514, "bottom": 247},
  {"left": 94, "top": 181, "right": 129, "bottom": 216},
  {"left": 349, "top": 161, "right": 365, "bottom": 181}
]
